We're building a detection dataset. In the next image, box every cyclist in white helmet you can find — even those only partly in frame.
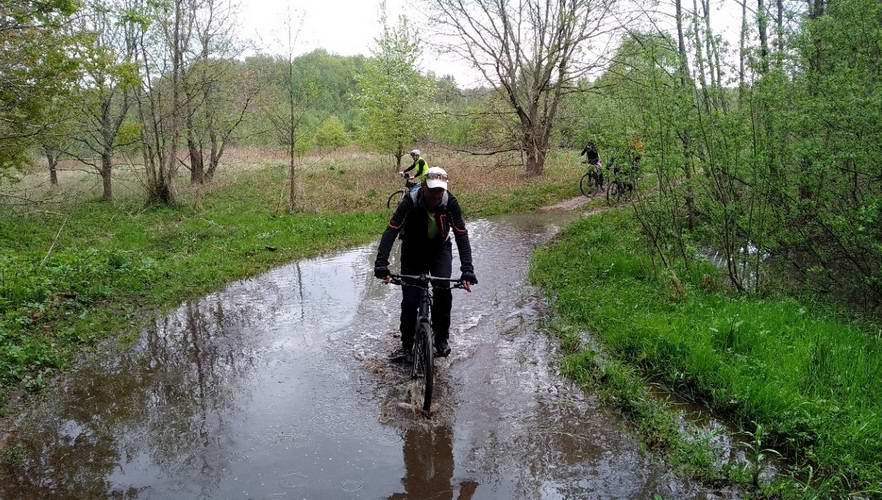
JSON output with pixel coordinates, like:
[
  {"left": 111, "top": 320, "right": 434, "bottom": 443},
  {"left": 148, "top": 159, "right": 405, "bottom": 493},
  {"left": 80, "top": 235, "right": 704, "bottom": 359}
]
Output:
[
  {"left": 401, "top": 149, "right": 429, "bottom": 183},
  {"left": 375, "top": 166, "right": 477, "bottom": 360}
]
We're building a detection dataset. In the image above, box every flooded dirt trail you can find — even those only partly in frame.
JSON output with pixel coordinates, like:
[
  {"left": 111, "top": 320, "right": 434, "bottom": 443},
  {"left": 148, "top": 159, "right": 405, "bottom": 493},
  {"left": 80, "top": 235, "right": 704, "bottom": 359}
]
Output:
[{"left": 1, "top": 210, "right": 708, "bottom": 499}]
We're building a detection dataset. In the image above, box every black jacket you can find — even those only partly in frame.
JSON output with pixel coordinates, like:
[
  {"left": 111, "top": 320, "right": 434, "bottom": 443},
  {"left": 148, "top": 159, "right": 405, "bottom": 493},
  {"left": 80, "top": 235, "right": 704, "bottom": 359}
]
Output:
[{"left": 374, "top": 188, "right": 474, "bottom": 273}]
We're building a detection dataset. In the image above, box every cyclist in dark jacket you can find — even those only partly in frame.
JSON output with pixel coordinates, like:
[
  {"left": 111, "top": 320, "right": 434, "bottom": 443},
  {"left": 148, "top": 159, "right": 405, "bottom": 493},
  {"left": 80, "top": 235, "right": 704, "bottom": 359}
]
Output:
[
  {"left": 374, "top": 167, "right": 477, "bottom": 359},
  {"left": 580, "top": 141, "right": 600, "bottom": 165}
]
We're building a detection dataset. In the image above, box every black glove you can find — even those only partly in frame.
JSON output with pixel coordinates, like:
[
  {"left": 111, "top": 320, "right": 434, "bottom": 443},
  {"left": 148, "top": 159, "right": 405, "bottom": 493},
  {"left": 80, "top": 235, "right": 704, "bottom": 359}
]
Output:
[
  {"left": 375, "top": 265, "right": 390, "bottom": 279},
  {"left": 460, "top": 271, "right": 477, "bottom": 285}
]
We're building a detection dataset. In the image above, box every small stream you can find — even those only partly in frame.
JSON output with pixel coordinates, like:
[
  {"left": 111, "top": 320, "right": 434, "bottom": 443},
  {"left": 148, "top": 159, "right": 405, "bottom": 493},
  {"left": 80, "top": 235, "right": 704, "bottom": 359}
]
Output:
[{"left": 1, "top": 211, "right": 719, "bottom": 499}]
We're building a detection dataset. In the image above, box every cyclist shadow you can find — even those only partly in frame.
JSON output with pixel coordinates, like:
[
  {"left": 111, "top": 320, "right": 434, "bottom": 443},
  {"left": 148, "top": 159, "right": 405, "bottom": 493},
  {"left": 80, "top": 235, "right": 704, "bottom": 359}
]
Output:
[{"left": 388, "top": 425, "right": 479, "bottom": 500}]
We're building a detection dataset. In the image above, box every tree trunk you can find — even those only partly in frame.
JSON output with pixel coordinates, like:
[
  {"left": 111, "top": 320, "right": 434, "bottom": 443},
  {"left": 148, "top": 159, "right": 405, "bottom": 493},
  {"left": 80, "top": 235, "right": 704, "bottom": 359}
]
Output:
[
  {"left": 153, "top": 0, "right": 184, "bottom": 206},
  {"left": 205, "top": 155, "right": 218, "bottom": 182},
  {"left": 49, "top": 161, "right": 59, "bottom": 186},
  {"left": 776, "top": 0, "right": 784, "bottom": 56},
  {"left": 523, "top": 130, "right": 547, "bottom": 176},
  {"left": 675, "top": 0, "right": 697, "bottom": 230},
  {"left": 205, "top": 127, "right": 220, "bottom": 181},
  {"left": 44, "top": 147, "right": 59, "bottom": 186},
  {"left": 691, "top": 0, "right": 710, "bottom": 111},
  {"left": 394, "top": 142, "right": 404, "bottom": 172},
  {"left": 675, "top": 0, "right": 690, "bottom": 86},
  {"left": 288, "top": 142, "right": 296, "bottom": 212},
  {"left": 101, "top": 152, "right": 113, "bottom": 201},
  {"left": 739, "top": 0, "right": 748, "bottom": 107},
  {"left": 758, "top": 0, "right": 770, "bottom": 74},
  {"left": 188, "top": 134, "right": 204, "bottom": 185}
]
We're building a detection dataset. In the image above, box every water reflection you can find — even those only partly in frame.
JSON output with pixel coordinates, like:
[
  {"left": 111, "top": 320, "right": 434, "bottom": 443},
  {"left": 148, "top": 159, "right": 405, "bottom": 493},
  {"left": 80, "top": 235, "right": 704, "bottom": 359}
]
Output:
[
  {"left": 389, "top": 426, "right": 478, "bottom": 500},
  {"left": 1, "top": 296, "right": 260, "bottom": 499}
]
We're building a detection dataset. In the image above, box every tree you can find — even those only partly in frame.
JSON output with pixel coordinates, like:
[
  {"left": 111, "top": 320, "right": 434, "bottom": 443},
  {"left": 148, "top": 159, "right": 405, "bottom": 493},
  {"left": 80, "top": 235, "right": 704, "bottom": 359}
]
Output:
[
  {"left": 67, "top": 0, "right": 139, "bottom": 201},
  {"left": 314, "top": 115, "right": 349, "bottom": 150},
  {"left": 264, "top": 8, "right": 315, "bottom": 212},
  {"left": 39, "top": 96, "right": 77, "bottom": 186},
  {"left": 132, "top": 0, "right": 194, "bottom": 205},
  {"left": 429, "top": 0, "right": 616, "bottom": 175},
  {"left": 183, "top": 0, "right": 256, "bottom": 185},
  {"left": 0, "top": 0, "right": 80, "bottom": 177},
  {"left": 356, "top": 9, "right": 432, "bottom": 170}
]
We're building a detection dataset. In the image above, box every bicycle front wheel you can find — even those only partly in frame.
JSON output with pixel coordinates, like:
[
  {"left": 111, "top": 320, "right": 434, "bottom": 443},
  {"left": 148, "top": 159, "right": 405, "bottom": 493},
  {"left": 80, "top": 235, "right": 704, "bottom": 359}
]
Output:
[
  {"left": 579, "top": 173, "right": 594, "bottom": 197},
  {"left": 386, "top": 189, "right": 405, "bottom": 209},
  {"left": 606, "top": 182, "right": 618, "bottom": 206},
  {"left": 418, "top": 321, "right": 434, "bottom": 413}
]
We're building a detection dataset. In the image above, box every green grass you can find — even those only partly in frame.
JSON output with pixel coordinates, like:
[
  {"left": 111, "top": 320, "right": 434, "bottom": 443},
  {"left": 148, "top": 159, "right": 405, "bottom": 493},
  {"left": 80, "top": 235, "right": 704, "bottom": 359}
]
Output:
[
  {"left": 461, "top": 180, "right": 578, "bottom": 216},
  {"left": 530, "top": 209, "right": 882, "bottom": 496}
]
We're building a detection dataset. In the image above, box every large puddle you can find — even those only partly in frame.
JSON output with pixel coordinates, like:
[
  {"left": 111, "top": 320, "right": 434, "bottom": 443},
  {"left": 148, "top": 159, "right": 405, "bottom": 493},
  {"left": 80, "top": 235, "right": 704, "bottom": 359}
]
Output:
[{"left": 1, "top": 212, "right": 712, "bottom": 499}]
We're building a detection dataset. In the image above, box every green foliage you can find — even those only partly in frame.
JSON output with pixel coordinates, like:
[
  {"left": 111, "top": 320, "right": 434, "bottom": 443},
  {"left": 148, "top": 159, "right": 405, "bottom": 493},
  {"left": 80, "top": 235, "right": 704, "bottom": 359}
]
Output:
[
  {"left": 428, "top": 87, "right": 513, "bottom": 149},
  {"left": 313, "top": 115, "right": 349, "bottom": 150},
  {"left": 238, "top": 51, "right": 365, "bottom": 146},
  {"left": 0, "top": 0, "right": 81, "bottom": 174},
  {"left": 574, "top": 2, "right": 882, "bottom": 309},
  {"left": 531, "top": 209, "right": 882, "bottom": 495},
  {"left": 355, "top": 13, "right": 433, "bottom": 166}
]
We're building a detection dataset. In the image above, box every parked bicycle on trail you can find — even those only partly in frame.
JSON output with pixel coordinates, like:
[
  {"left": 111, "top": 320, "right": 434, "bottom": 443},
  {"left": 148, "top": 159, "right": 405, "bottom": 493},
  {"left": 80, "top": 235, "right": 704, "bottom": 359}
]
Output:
[{"left": 605, "top": 156, "right": 640, "bottom": 206}]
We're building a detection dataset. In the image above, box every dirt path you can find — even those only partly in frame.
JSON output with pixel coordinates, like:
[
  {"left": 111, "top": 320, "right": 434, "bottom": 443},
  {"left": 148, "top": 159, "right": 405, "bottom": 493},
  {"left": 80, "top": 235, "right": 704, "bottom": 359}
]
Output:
[{"left": 0, "top": 211, "right": 711, "bottom": 499}]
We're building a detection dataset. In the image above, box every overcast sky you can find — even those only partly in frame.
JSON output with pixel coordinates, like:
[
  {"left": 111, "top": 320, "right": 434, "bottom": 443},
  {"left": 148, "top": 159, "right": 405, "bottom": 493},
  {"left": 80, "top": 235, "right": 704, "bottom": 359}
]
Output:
[{"left": 238, "top": 0, "right": 747, "bottom": 88}]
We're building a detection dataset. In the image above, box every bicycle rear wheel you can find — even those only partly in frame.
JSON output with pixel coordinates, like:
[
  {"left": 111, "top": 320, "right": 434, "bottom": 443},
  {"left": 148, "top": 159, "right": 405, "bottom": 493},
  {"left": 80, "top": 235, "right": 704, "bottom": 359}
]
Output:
[
  {"left": 386, "top": 189, "right": 405, "bottom": 209},
  {"left": 410, "top": 320, "right": 433, "bottom": 414}
]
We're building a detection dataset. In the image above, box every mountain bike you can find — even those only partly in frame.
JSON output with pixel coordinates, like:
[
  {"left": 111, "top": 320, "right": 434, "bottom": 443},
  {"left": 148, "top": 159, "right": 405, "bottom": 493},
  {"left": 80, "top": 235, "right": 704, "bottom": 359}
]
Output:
[
  {"left": 579, "top": 160, "right": 604, "bottom": 197},
  {"left": 387, "top": 172, "right": 418, "bottom": 209},
  {"left": 605, "top": 158, "right": 639, "bottom": 206},
  {"left": 388, "top": 273, "right": 466, "bottom": 415}
]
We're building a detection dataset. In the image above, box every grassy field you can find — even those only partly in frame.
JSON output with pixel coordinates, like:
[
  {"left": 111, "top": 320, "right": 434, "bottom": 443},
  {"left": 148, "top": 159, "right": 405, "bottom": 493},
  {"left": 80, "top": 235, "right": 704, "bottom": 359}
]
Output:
[
  {"left": 0, "top": 147, "right": 582, "bottom": 408},
  {"left": 9, "top": 146, "right": 579, "bottom": 216},
  {"left": 530, "top": 209, "right": 882, "bottom": 497}
]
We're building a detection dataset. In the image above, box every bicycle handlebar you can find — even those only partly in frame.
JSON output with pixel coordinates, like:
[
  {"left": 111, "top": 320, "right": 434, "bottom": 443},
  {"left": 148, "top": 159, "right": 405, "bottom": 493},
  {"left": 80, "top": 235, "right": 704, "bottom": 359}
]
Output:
[{"left": 387, "top": 273, "right": 467, "bottom": 289}]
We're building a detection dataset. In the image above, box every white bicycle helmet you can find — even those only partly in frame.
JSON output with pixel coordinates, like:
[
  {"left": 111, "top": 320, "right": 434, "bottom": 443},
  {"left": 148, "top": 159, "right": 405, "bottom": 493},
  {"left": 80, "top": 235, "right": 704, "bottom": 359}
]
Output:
[{"left": 409, "top": 149, "right": 421, "bottom": 157}]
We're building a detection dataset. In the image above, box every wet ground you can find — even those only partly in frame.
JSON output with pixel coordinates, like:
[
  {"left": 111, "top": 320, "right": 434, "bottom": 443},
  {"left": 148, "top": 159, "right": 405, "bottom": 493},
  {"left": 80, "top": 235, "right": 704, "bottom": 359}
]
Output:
[{"left": 1, "top": 210, "right": 713, "bottom": 499}]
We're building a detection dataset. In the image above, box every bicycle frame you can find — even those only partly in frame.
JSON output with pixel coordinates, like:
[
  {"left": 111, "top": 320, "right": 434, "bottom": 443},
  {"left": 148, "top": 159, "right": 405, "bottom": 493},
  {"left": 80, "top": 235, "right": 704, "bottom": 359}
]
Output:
[
  {"left": 388, "top": 273, "right": 465, "bottom": 342},
  {"left": 387, "top": 175, "right": 419, "bottom": 208}
]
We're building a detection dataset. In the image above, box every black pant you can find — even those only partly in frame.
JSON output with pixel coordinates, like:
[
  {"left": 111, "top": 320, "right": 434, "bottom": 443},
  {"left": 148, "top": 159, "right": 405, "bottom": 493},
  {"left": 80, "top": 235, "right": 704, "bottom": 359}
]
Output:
[{"left": 399, "top": 240, "right": 452, "bottom": 348}]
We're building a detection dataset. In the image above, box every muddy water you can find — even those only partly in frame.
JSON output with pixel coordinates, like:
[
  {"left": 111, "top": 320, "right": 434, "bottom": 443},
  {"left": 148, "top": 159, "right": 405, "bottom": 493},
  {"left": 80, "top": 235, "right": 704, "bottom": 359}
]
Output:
[{"left": 1, "top": 212, "right": 710, "bottom": 499}]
